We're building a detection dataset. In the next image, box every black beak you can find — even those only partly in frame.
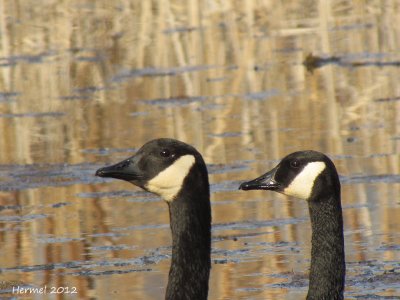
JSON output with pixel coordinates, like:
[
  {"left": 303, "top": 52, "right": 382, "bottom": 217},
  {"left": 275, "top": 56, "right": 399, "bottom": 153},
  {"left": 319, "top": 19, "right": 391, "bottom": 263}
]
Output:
[
  {"left": 96, "top": 157, "right": 142, "bottom": 182},
  {"left": 239, "top": 167, "right": 280, "bottom": 191}
]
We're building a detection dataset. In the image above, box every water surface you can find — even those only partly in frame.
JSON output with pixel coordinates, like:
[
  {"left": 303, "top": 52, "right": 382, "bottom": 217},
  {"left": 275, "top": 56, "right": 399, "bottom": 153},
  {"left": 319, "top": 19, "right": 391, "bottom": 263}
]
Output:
[{"left": 0, "top": 1, "right": 399, "bottom": 299}]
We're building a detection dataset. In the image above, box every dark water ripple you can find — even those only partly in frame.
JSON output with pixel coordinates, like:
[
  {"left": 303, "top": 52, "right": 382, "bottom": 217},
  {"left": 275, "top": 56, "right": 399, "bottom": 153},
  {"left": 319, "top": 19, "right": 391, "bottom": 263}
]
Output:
[
  {"left": 0, "top": 255, "right": 167, "bottom": 274},
  {"left": 340, "top": 174, "right": 400, "bottom": 184},
  {"left": 0, "top": 163, "right": 100, "bottom": 191},
  {"left": 111, "top": 65, "right": 217, "bottom": 82},
  {"left": 65, "top": 268, "right": 152, "bottom": 276},
  {"left": 0, "top": 92, "right": 19, "bottom": 102},
  {"left": 0, "top": 51, "right": 56, "bottom": 67},
  {"left": 141, "top": 96, "right": 207, "bottom": 107},
  {"left": 0, "top": 214, "right": 48, "bottom": 223},
  {"left": 213, "top": 218, "right": 307, "bottom": 231},
  {"left": 0, "top": 112, "right": 64, "bottom": 118},
  {"left": 0, "top": 161, "right": 399, "bottom": 192}
]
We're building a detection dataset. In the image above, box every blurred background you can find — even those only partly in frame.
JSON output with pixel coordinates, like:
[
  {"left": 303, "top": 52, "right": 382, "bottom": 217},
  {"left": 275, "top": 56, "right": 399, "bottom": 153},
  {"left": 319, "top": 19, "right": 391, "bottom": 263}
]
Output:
[{"left": 0, "top": 0, "right": 399, "bottom": 299}]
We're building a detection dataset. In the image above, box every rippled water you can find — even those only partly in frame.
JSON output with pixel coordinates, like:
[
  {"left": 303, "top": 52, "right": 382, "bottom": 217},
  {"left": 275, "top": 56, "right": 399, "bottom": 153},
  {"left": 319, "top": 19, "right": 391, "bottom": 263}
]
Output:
[{"left": 0, "top": 1, "right": 399, "bottom": 299}]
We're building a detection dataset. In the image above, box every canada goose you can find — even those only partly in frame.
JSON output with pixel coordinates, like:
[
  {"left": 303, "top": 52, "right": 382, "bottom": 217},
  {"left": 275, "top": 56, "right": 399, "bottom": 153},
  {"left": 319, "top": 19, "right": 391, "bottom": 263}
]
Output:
[
  {"left": 96, "top": 138, "right": 211, "bottom": 300},
  {"left": 239, "top": 150, "right": 345, "bottom": 300}
]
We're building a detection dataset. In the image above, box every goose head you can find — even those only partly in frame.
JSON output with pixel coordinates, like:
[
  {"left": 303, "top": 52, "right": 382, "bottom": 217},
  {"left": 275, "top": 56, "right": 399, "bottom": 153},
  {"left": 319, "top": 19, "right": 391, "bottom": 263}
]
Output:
[
  {"left": 239, "top": 150, "right": 340, "bottom": 201},
  {"left": 96, "top": 138, "right": 207, "bottom": 202}
]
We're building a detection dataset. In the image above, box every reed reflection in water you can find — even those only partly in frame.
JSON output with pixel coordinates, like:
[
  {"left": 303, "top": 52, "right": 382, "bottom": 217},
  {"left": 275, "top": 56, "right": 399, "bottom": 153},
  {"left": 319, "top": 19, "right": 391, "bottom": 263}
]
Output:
[{"left": 0, "top": 1, "right": 399, "bottom": 299}]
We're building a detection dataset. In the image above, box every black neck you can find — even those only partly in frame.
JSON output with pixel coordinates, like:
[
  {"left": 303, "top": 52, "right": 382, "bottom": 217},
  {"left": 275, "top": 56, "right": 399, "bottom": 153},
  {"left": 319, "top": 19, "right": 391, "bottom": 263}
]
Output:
[
  {"left": 307, "top": 194, "right": 345, "bottom": 300},
  {"left": 165, "top": 168, "right": 211, "bottom": 300}
]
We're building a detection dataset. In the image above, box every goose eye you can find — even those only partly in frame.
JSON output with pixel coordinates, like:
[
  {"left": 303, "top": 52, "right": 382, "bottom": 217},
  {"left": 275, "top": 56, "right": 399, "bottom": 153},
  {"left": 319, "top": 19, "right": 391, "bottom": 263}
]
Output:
[
  {"left": 290, "top": 160, "right": 300, "bottom": 168},
  {"left": 160, "top": 149, "right": 171, "bottom": 158}
]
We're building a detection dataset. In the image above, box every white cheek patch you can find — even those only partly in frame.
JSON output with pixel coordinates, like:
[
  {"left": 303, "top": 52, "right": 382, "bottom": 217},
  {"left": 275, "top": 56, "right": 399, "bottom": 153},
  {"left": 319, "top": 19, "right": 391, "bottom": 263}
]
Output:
[
  {"left": 145, "top": 155, "right": 195, "bottom": 202},
  {"left": 283, "top": 161, "right": 326, "bottom": 200}
]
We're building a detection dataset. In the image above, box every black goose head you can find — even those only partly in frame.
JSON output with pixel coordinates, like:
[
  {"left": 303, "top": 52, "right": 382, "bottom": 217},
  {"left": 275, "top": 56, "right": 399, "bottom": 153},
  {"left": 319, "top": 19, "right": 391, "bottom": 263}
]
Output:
[
  {"left": 239, "top": 150, "right": 340, "bottom": 201},
  {"left": 96, "top": 138, "right": 206, "bottom": 202}
]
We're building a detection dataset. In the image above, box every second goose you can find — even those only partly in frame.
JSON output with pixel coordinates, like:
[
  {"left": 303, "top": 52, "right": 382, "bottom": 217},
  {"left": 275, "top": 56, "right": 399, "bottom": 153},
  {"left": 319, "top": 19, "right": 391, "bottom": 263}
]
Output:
[{"left": 239, "top": 150, "right": 345, "bottom": 300}]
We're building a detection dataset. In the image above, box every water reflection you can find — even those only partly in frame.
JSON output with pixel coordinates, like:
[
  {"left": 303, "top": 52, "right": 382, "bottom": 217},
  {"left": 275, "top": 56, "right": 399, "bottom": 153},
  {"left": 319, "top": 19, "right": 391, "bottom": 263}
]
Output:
[{"left": 0, "top": 1, "right": 399, "bottom": 299}]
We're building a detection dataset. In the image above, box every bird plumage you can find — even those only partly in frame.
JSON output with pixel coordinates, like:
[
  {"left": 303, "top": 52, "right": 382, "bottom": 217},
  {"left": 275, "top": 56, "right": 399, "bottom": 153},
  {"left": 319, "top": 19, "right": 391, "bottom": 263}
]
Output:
[
  {"left": 239, "top": 150, "right": 345, "bottom": 300},
  {"left": 96, "top": 138, "right": 211, "bottom": 300}
]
